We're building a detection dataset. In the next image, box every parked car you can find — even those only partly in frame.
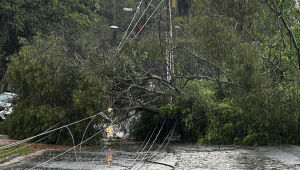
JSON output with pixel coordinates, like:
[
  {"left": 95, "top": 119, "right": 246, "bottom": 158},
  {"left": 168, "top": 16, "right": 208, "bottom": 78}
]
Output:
[{"left": 0, "top": 92, "right": 16, "bottom": 120}]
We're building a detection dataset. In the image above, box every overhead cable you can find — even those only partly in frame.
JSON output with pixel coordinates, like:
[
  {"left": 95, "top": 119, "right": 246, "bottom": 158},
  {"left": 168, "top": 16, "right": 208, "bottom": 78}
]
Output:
[
  {"left": 117, "top": 0, "right": 154, "bottom": 52},
  {"left": 117, "top": 0, "right": 145, "bottom": 51},
  {"left": 0, "top": 112, "right": 109, "bottom": 150}
]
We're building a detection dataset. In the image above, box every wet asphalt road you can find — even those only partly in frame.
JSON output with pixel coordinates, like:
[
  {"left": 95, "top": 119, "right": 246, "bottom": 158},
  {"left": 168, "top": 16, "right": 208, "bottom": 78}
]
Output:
[{"left": 3, "top": 145, "right": 300, "bottom": 170}]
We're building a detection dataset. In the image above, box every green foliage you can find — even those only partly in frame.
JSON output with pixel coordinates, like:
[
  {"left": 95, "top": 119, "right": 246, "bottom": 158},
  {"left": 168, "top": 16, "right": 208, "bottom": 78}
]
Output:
[
  {"left": 134, "top": 80, "right": 211, "bottom": 142},
  {"left": 205, "top": 100, "right": 244, "bottom": 145},
  {"left": 2, "top": 35, "right": 108, "bottom": 145},
  {"left": 202, "top": 84, "right": 300, "bottom": 146},
  {"left": 133, "top": 0, "right": 300, "bottom": 146},
  {"left": 5, "top": 105, "right": 66, "bottom": 141}
]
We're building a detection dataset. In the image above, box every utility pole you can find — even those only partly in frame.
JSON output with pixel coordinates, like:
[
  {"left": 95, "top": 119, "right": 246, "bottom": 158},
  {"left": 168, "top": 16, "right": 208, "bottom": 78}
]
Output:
[
  {"left": 112, "top": 0, "right": 117, "bottom": 45},
  {"left": 169, "top": 0, "right": 174, "bottom": 78},
  {"left": 113, "top": 0, "right": 116, "bottom": 25},
  {"left": 166, "top": 0, "right": 174, "bottom": 82}
]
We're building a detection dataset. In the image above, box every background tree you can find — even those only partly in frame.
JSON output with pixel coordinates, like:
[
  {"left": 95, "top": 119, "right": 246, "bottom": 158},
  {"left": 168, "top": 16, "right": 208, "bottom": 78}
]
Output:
[{"left": 0, "top": 0, "right": 98, "bottom": 80}]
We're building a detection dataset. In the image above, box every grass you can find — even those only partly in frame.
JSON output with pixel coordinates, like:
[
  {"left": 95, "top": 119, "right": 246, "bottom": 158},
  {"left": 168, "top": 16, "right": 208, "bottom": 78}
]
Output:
[{"left": 0, "top": 145, "right": 33, "bottom": 163}]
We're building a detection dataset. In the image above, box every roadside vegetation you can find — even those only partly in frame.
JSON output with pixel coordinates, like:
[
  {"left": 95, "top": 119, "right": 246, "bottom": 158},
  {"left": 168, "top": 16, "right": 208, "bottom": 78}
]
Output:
[
  {"left": 0, "top": 145, "right": 33, "bottom": 163},
  {"left": 0, "top": 0, "right": 300, "bottom": 146}
]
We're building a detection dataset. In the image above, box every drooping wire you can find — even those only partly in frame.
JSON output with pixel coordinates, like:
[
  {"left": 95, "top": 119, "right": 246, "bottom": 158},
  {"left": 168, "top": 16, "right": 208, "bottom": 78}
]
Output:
[
  {"left": 127, "top": 121, "right": 159, "bottom": 168},
  {"left": 136, "top": 124, "right": 157, "bottom": 153},
  {"left": 131, "top": 118, "right": 167, "bottom": 170},
  {"left": 29, "top": 117, "right": 115, "bottom": 169},
  {"left": 78, "top": 113, "right": 100, "bottom": 160},
  {"left": 65, "top": 126, "right": 80, "bottom": 169},
  {"left": 28, "top": 127, "right": 106, "bottom": 170},
  {"left": 0, "top": 122, "right": 61, "bottom": 158},
  {"left": 0, "top": 112, "right": 107, "bottom": 150},
  {"left": 28, "top": 118, "right": 126, "bottom": 169},
  {"left": 146, "top": 121, "right": 176, "bottom": 161},
  {"left": 91, "top": 118, "right": 130, "bottom": 163},
  {"left": 139, "top": 123, "right": 176, "bottom": 169}
]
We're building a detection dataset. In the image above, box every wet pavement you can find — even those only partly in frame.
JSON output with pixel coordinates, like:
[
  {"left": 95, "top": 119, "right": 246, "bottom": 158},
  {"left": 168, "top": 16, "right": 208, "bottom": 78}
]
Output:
[{"left": 3, "top": 144, "right": 300, "bottom": 169}]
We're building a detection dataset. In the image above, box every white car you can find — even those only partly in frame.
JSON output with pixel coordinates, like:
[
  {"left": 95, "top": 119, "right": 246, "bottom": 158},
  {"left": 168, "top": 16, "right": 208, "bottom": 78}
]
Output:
[{"left": 0, "top": 92, "right": 16, "bottom": 120}]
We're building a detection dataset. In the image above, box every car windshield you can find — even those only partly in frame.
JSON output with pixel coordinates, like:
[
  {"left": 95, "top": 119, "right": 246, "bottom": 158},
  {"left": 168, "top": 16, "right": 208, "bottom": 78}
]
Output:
[{"left": 0, "top": 93, "right": 16, "bottom": 103}]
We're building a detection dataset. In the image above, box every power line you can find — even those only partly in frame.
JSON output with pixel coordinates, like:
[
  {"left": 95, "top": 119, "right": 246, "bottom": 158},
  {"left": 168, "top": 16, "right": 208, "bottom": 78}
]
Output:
[
  {"left": 65, "top": 126, "right": 79, "bottom": 167},
  {"left": 128, "top": 122, "right": 159, "bottom": 168},
  {"left": 133, "top": 0, "right": 165, "bottom": 39},
  {"left": 136, "top": 125, "right": 156, "bottom": 153},
  {"left": 117, "top": 0, "right": 154, "bottom": 52},
  {"left": 118, "top": 0, "right": 165, "bottom": 53},
  {"left": 117, "top": 0, "right": 145, "bottom": 51},
  {"left": 131, "top": 118, "right": 166, "bottom": 170},
  {"left": 0, "top": 112, "right": 110, "bottom": 150},
  {"left": 90, "top": 118, "right": 127, "bottom": 163},
  {"left": 144, "top": 125, "right": 176, "bottom": 169},
  {"left": 79, "top": 114, "right": 99, "bottom": 153},
  {"left": 0, "top": 122, "right": 61, "bottom": 158},
  {"left": 29, "top": 117, "right": 127, "bottom": 170},
  {"left": 28, "top": 127, "right": 106, "bottom": 170},
  {"left": 146, "top": 121, "right": 176, "bottom": 161}
]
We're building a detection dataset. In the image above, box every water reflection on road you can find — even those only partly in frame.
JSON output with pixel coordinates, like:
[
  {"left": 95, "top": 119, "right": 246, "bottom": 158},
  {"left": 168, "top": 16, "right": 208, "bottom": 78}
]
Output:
[
  {"left": 106, "top": 148, "right": 113, "bottom": 166},
  {"left": 3, "top": 145, "right": 300, "bottom": 169}
]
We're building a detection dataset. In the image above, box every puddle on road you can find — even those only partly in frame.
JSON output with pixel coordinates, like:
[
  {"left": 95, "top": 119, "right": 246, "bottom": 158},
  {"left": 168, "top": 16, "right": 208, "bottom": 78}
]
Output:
[
  {"left": 3, "top": 145, "right": 300, "bottom": 169},
  {"left": 3, "top": 145, "right": 138, "bottom": 170}
]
